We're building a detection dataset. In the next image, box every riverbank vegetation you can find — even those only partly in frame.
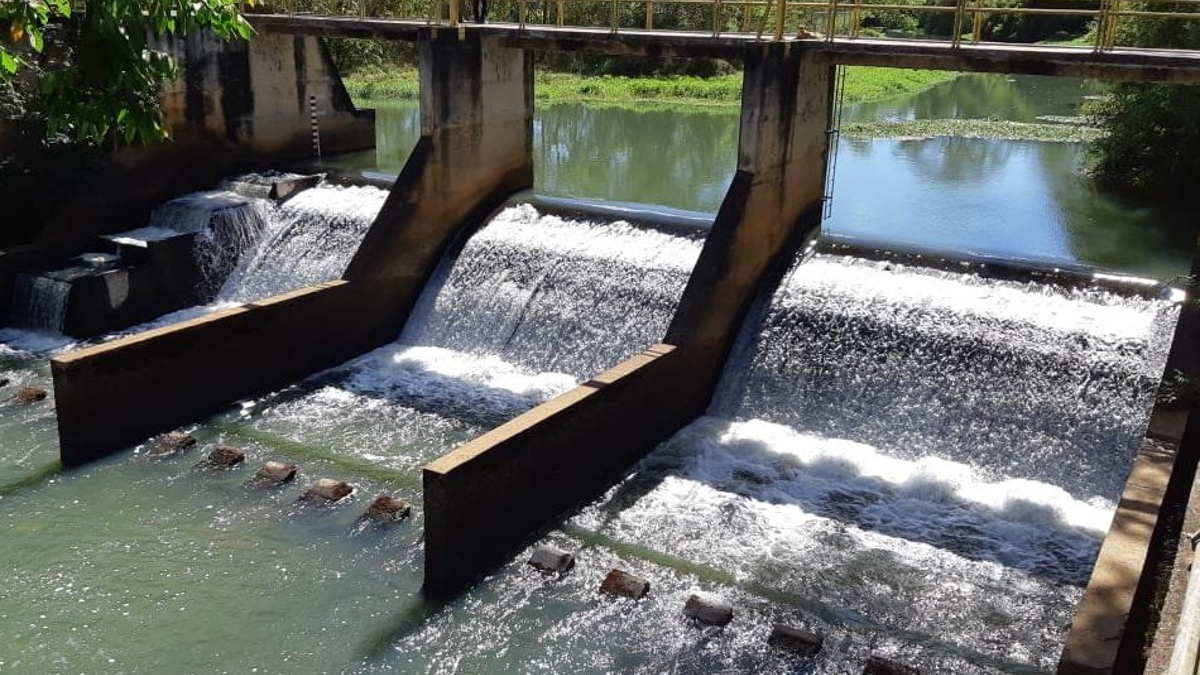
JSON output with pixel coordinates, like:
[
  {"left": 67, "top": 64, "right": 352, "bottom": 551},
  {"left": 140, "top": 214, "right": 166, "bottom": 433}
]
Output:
[
  {"left": 345, "top": 65, "right": 958, "bottom": 107},
  {"left": 1085, "top": 6, "right": 1200, "bottom": 199}
]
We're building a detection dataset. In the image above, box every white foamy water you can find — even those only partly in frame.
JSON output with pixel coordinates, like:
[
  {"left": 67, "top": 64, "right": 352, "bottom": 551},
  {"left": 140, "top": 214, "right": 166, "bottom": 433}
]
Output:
[
  {"left": 218, "top": 184, "right": 387, "bottom": 303},
  {"left": 716, "top": 254, "right": 1178, "bottom": 501},
  {"left": 564, "top": 253, "right": 1178, "bottom": 674},
  {"left": 243, "top": 205, "right": 701, "bottom": 472},
  {"left": 405, "top": 203, "right": 703, "bottom": 379}
]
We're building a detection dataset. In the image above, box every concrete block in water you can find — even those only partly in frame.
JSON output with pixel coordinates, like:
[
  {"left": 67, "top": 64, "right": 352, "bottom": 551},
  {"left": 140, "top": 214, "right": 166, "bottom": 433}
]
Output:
[
  {"left": 14, "top": 387, "right": 47, "bottom": 403},
  {"left": 600, "top": 569, "right": 650, "bottom": 599},
  {"left": 206, "top": 446, "right": 245, "bottom": 468},
  {"left": 304, "top": 478, "right": 354, "bottom": 504},
  {"left": 768, "top": 624, "right": 823, "bottom": 656},
  {"left": 863, "top": 656, "right": 920, "bottom": 675},
  {"left": 269, "top": 175, "right": 322, "bottom": 202},
  {"left": 682, "top": 592, "right": 733, "bottom": 626},
  {"left": 251, "top": 461, "right": 297, "bottom": 486},
  {"left": 364, "top": 495, "right": 411, "bottom": 522},
  {"left": 150, "top": 431, "right": 196, "bottom": 455},
  {"left": 527, "top": 545, "right": 575, "bottom": 575}
]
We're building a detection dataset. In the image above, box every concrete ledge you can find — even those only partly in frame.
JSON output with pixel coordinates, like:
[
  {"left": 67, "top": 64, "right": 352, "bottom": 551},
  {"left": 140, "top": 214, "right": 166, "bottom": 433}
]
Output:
[
  {"left": 423, "top": 343, "right": 711, "bottom": 595},
  {"left": 52, "top": 280, "right": 404, "bottom": 466},
  {"left": 1059, "top": 418, "right": 1200, "bottom": 675}
]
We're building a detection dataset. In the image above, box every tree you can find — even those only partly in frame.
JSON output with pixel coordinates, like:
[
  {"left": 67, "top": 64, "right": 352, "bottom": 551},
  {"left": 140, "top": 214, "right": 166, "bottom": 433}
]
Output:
[
  {"left": 1087, "top": 5, "right": 1200, "bottom": 198},
  {"left": 1, "top": 0, "right": 254, "bottom": 145}
]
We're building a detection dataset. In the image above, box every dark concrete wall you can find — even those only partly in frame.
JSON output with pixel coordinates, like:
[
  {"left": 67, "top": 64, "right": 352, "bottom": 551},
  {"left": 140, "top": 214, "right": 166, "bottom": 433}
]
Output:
[
  {"left": 422, "top": 45, "right": 835, "bottom": 595},
  {"left": 52, "top": 33, "right": 534, "bottom": 466}
]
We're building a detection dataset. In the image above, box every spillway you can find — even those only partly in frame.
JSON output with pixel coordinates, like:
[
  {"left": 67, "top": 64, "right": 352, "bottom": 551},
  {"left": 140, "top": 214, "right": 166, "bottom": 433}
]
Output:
[
  {"left": 245, "top": 204, "right": 704, "bottom": 460},
  {"left": 562, "top": 252, "right": 1178, "bottom": 673}
]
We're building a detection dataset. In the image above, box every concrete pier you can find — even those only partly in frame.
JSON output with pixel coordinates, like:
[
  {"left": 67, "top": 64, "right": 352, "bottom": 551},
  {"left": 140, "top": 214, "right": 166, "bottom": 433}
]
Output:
[{"left": 422, "top": 45, "right": 833, "bottom": 595}]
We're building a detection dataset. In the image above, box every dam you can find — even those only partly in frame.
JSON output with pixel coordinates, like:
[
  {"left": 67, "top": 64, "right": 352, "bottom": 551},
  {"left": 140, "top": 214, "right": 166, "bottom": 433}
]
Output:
[{"left": 2, "top": 8, "right": 1200, "bottom": 675}]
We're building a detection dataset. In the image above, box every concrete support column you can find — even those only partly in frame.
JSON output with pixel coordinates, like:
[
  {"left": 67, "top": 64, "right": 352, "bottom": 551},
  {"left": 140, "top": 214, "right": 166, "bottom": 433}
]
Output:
[
  {"left": 345, "top": 32, "right": 534, "bottom": 284},
  {"left": 422, "top": 44, "right": 835, "bottom": 596},
  {"left": 667, "top": 44, "right": 834, "bottom": 368}
]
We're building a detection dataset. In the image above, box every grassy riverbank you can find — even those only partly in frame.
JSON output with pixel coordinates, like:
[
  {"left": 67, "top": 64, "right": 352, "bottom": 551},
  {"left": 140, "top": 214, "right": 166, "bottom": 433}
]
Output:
[{"left": 344, "top": 66, "right": 957, "bottom": 108}]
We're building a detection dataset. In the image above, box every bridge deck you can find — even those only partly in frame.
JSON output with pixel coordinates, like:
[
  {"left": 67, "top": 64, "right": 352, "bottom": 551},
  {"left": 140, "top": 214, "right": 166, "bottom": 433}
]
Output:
[{"left": 249, "top": 13, "right": 1200, "bottom": 82}]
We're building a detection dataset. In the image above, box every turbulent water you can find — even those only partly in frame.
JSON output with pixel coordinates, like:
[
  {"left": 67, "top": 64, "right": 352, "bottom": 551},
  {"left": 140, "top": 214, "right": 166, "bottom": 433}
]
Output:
[
  {"left": 9, "top": 274, "right": 72, "bottom": 332},
  {"left": 0, "top": 177, "right": 1181, "bottom": 674},
  {"left": 218, "top": 185, "right": 386, "bottom": 303},
  {"left": 251, "top": 204, "right": 704, "bottom": 447},
  {"left": 564, "top": 253, "right": 1178, "bottom": 674}
]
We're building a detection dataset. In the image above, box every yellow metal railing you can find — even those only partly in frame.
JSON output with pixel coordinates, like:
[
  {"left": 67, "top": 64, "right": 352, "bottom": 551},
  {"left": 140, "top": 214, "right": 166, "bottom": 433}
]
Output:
[{"left": 260, "top": 0, "right": 1200, "bottom": 51}]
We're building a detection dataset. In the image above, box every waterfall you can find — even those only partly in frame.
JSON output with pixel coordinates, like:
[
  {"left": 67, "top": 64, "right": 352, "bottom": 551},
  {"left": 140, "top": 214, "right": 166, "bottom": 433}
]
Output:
[
  {"left": 570, "top": 252, "right": 1179, "bottom": 674},
  {"left": 404, "top": 203, "right": 704, "bottom": 379},
  {"left": 217, "top": 185, "right": 387, "bottom": 303},
  {"left": 10, "top": 274, "right": 72, "bottom": 332},
  {"left": 305, "top": 204, "right": 704, "bottom": 428}
]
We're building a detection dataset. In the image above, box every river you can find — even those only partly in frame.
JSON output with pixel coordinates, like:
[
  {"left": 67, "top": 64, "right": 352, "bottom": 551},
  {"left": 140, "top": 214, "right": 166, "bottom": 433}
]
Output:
[{"left": 324, "top": 72, "right": 1193, "bottom": 278}]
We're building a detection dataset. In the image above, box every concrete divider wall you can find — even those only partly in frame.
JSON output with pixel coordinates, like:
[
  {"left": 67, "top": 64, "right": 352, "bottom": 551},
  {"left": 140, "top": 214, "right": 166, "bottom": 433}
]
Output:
[
  {"left": 52, "top": 32, "right": 535, "bottom": 465},
  {"left": 424, "top": 344, "right": 712, "bottom": 593},
  {"left": 53, "top": 281, "right": 403, "bottom": 465}
]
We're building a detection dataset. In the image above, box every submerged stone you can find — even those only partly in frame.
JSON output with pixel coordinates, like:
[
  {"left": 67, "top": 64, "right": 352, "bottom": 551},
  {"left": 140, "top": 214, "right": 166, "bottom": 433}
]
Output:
[
  {"left": 303, "top": 478, "right": 354, "bottom": 504},
  {"left": 364, "top": 495, "right": 411, "bottom": 522},
  {"left": 528, "top": 545, "right": 575, "bottom": 575},
  {"left": 768, "top": 623, "right": 823, "bottom": 656},
  {"left": 863, "top": 656, "right": 920, "bottom": 675},
  {"left": 150, "top": 432, "right": 196, "bottom": 455},
  {"left": 206, "top": 446, "right": 246, "bottom": 468},
  {"left": 251, "top": 461, "right": 297, "bottom": 486},
  {"left": 682, "top": 592, "right": 733, "bottom": 626},
  {"left": 599, "top": 569, "right": 650, "bottom": 599},
  {"left": 14, "top": 387, "right": 47, "bottom": 403},
  {"left": 0, "top": 377, "right": 10, "bottom": 388}
]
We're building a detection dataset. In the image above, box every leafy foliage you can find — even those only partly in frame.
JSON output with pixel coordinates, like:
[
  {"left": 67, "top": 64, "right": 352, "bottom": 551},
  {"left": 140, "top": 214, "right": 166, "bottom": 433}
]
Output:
[
  {"left": 1087, "top": 2, "right": 1200, "bottom": 197},
  {"left": 1, "top": 0, "right": 254, "bottom": 145}
]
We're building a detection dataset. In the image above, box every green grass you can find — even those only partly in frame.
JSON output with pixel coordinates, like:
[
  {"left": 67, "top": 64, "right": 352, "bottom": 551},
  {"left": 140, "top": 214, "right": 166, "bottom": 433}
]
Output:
[{"left": 343, "top": 65, "right": 958, "bottom": 109}]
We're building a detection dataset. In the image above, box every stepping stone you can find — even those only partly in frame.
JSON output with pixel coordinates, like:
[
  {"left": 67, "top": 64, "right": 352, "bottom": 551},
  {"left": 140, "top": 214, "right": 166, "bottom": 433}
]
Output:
[
  {"left": 206, "top": 446, "right": 245, "bottom": 468},
  {"left": 303, "top": 478, "right": 353, "bottom": 504},
  {"left": 528, "top": 545, "right": 575, "bottom": 575},
  {"left": 768, "top": 623, "right": 823, "bottom": 657},
  {"left": 251, "top": 461, "right": 297, "bottom": 486},
  {"left": 14, "top": 387, "right": 46, "bottom": 403},
  {"left": 363, "top": 495, "right": 411, "bottom": 522},
  {"left": 599, "top": 569, "right": 650, "bottom": 599},
  {"left": 863, "top": 656, "right": 920, "bottom": 675},
  {"left": 682, "top": 592, "right": 733, "bottom": 626},
  {"left": 149, "top": 432, "right": 196, "bottom": 455}
]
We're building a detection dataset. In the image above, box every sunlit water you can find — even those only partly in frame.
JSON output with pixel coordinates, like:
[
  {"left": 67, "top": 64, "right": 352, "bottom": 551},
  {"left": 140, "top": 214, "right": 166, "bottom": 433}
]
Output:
[{"left": 329, "top": 73, "right": 1192, "bottom": 277}]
